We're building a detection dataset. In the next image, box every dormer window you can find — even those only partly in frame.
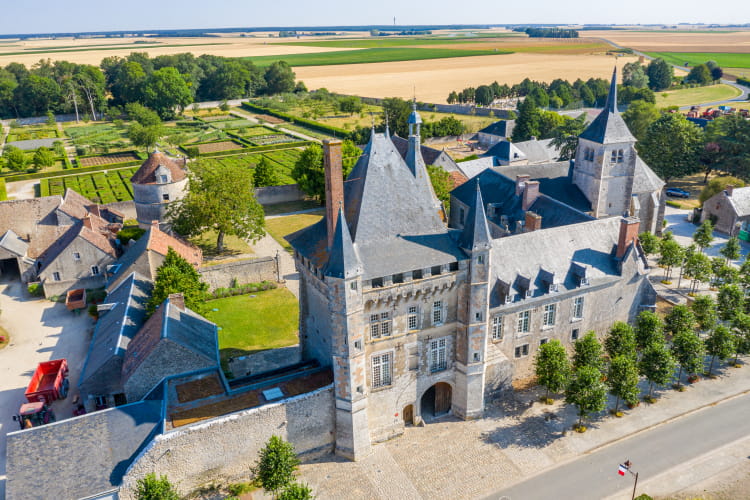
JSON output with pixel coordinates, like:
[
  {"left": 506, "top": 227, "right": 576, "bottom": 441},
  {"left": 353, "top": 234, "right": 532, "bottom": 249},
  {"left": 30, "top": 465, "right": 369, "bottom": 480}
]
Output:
[{"left": 159, "top": 175, "right": 168, "bottom": 183}]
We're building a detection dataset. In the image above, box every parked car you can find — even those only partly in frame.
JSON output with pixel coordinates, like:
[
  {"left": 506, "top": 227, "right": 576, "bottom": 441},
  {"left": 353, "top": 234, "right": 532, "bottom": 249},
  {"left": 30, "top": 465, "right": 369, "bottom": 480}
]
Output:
[{"left": 666, "top": 188, "right": 690, "bottom": 198}]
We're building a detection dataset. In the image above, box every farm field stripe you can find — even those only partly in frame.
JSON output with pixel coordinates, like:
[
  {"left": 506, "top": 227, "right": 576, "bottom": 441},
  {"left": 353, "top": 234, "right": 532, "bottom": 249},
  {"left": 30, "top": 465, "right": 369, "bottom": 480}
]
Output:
[
  {"left": 0, "top": 42, "right": 230, "bottom": 57},
  {"left": 645, "top": 51, "right": 750, "bottom": 69}
]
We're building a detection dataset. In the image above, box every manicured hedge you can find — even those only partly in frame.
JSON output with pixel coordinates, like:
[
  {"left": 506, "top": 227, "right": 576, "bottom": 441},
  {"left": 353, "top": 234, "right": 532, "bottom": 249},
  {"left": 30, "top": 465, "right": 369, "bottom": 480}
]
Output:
[
  {"left": 0, "top": 179, "right": 6, "bottom": 201},
  {"left": 737, "top": 77, "right": 750, "bottom": 87},
  {"left": 241, "top": 102, "right": 352, "bottom": 139},
  {"left": 5, "top": 162, "right": 139, "bottom": 183}
]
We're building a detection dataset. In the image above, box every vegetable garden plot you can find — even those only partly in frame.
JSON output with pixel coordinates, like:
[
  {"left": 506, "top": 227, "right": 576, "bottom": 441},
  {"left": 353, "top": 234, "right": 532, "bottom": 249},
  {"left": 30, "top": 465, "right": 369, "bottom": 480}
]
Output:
[
  {"left": 39, "top": 167, "right": 138, "bottom": 202},
  {"left": 78, "top": 152, "right": 140, "bottom": 167},
  {"left": 195, "top": 140, "right": 246, "bottom": 154}
]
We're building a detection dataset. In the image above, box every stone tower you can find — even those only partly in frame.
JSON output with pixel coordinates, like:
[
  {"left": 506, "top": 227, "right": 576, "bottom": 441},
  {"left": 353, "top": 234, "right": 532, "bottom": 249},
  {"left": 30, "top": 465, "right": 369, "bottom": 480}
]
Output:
[
  {"left": 573, "top": 67, "right": 638, "bottom": 218},
  {"left": 131, "top": 150, "right": 188, "bottom": 230},
  {"left": 454, "top": 181, "right": 492, "bottom": 419}
]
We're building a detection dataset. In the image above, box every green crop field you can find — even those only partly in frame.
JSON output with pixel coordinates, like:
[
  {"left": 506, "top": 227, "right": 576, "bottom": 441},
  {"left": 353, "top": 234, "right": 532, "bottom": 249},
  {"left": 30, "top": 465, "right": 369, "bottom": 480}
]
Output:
[
  {"left": 0, "top": 42, "right": 230, "bottom": 57},
  {"left": 39, "top": 167, "right": 137, "bottom": 203},
  {"left": 247, "top": 47, "right": 508, "bottom": 67},
  {"left": 646, "top": 52, "right": 750, "bottom": 69},
  {"left": 655, "top": 84, "right": 742, "bottom": 108},
  {"left": 281, "top": 37, "right": 514, "bottom": 49},
  {"left": 66, "top": 123, "right": 133, "bottom": 153}
]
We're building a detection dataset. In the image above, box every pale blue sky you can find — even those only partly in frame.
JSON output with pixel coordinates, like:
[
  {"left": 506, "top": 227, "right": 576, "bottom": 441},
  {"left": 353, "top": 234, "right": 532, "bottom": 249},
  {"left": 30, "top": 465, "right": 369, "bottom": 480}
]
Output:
[{"left": 0, "top": 0, "right": 744, "bottom": 35}]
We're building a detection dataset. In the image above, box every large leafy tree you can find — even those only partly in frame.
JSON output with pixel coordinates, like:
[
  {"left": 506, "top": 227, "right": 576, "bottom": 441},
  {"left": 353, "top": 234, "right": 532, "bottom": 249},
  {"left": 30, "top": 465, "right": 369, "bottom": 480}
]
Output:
[
  {"left": 534, "top": 340, "right": 571, "bottom": 401},
  {"left": 565, "top": 365, "right": 608, "bottom": 429},
  {"left": 705, "top": 325, "right": 735, "bottom": 376},
  {"left": 128, "top": 122, "right": 164, "bottom": 151},
  {"left": 607, "top": 355, "right": 640, "bottom": 413},
  {"left": 638, "top": 231, "right": 661, "bottom": 256},
  {"left": 635, "top": 311, "right": 665, "bottom": 351},
  {"left": 683, "top": 251, "right": 711, "bottom": 294},
  {"left": 572, "top": 331, "right": 604, "bottom": 371},
  {"left": 380, "top": 97, "right": 412, "bottom": 137},
  {"left": 170, "top": 159, "right": 265, "bottom": 254},
  {"left": 254, "top": 156, "right": 280, "bottom": 187},
  {"left": 692, "top": 220, "right": 715, "bottom": 253},
  {"left": 291, "top": 141, "right": 360, "bottom": 202},
  {"left": 639, "top": 341, "right": 676, "bottom": 399},
  {"left": 2, "top": 146, "right": 27, "bottom": 172},
  {"left": 427, "top": 164, "right": 451, "bottom": 212},
  {"left": 665, "top": 305, "right": 696, "bottom": 337},
  {"left": 604, "top": 322, "right": 637, "bottom": 361},
  {"left": 622, "top": 61, "right": 649, "bottom": 88},
  {"left": 720, "top": 236, "right": 741, "bottom": 263},
  {"left": 252, "top": 435, "right": 300, "bottom": 497},
  {"left": 646, "top": 58, "right": 674, "bottom": 91},
  {"left": 511, "top": 97, "right": 541, "bottom": 142},
  {"left": 685, "top": 64, "right": 712, "bottom": 85},
  {"left": 717, "top": 284, "right": 744, "bottom": 322},
  {"left": 698, "top": 176, "right": 745, "bottom": 205},
  {"left": 142, "top": 67, "right": 192, "bottom": 119},
  {"left": 691, "top": 295, "right": 718, "bottom": 332},
  {"left": 671, "top": 330, "right": 705, "bottom": 385},
  {"left": 263, "top": 61, "right": 296, "bottom": 95},
  {"left": 32, "top": 146, "right": 55, "bottom": 169},
  {"left": 703, "top": 114, "right": 750, "bottom": 181},
  {"left": 637, "top": 113, "right": 704, "bottom": 182},
  {"left": 622, "top": 100, "right": 660, "bottom": 142},
  {"left": 658, "top": 239, "right": 684, "bottom": 281},
  {"left": 147, "top": 247, "right": 208, "bottom": 315},
  {"left": 550, "top": 114, "right": 586, "bottom": 161},
  {"left": 731, "top": 313, "right": 750, "bottom": 365}
]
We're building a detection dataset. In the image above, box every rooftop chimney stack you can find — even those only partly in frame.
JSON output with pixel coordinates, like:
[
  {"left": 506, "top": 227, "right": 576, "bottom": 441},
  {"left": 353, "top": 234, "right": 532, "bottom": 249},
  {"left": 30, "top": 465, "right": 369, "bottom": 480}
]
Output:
[
  {"left": 515, "top": 175, "right": 530, "bottom": 197},
  {"left": 525, "top": 211, "right": 542, "bottom": 232},
  {"left": 726, "top": 185, "right": 734, "bottom": 197},
  {"left": 617, "top": 217, "right": 640, "bottom": 259},
  {"left": 82, "top": 214, "right": 92, "bottom": 230},
  {"left": 522, "top": 180, "right": 540, "bottom": 211},
  {"left": 324, "top": 139, "right": 344, "bottom": 249},
  {"left": 168, "top": 293, "right": 185, "bottom": 311}
]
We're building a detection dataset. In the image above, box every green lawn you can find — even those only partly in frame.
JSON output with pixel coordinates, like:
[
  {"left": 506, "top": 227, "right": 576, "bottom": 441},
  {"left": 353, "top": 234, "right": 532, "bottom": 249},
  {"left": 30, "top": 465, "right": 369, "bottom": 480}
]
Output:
[
  {"left": 655, "top": 84, "right": 742, "bottom": 108},
  {"left": 265, "top": 212, "right": 324, "bottom": 252},
  {"left": 191, "top": 230, "right": 254, "bottom": 259},
  {"left": 247, "top": 47, "right": 508, "bottom": 67},
  {"left": 646, "top": 51, "right": 750, "bottom": 69},
  {"left": 205, "top": 288, "right": 299, "bottom": 361}
]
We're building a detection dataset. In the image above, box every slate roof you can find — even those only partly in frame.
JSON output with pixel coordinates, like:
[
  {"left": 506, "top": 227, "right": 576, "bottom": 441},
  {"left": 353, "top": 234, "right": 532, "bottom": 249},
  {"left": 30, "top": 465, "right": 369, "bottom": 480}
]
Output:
[
  {"left": 633, "top": 157, "right": 666, "bottom": 194},
  {"left": 79, "top": 272, "right": 152, "bottom": 396},
  {"left": 514, "top": 138, "right": 559, "bottom": 163},
  {"left": 489, "top": 217, "right": 624, "bottom": 306},
  {"left": 287, "top": 132, "right": 465, "bottom": 280},
  {"left": 457, "top": 157, "right": 496, "bottom": 179},
  {"left": 324, "top": 207, "right": 362, "bottom": 279},
  {"left": 452, "top": 169, "right": 593, "bottom": 233},
  {"left": 478, "top": 120, "right": 514, "bottom": 138},
  {"left": 486, "top": 140, "right": 527, "bottom": 163},
  {"left": 458, "top": 181, "right": 492, "bottom": 252},
  {"left": 391, "top": 134, "right": 450, "bottom": 167},
  {"left": 131, "top": 150, "right": 187, "bottom": 185},
  {"left": 0, "top": 229, "right": 28, "bottom": 257},
  {"left": 579, "top": 67, "right": 636, "bottom": 145},
  {"left": 726, "top": 186, "right": 750, "bottom": 216},
  {"left": 122, "top": 295, "right": 218, "bottom": 383},
  {"left": 495, "top": 161, "right": 592, "bottom": 212},
  {"left": 5, "top": 400, "right": 163, "bottom": 500}
]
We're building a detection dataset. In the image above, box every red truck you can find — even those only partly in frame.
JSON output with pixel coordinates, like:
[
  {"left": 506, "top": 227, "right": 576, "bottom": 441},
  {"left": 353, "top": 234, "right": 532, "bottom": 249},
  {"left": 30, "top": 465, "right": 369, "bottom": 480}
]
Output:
[
  {"left": 25, "top": 359, "right": 69, "bottom": 404},
  {"left": 13, "top": 402, "right": 56, "bottom": 429}
]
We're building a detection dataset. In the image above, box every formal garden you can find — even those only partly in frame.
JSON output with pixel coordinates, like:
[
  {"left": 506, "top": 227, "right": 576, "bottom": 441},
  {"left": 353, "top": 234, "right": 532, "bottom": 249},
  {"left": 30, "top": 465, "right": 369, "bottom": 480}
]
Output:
[{"left": 39, "top": 167, "right": 137, "bottom": 202}]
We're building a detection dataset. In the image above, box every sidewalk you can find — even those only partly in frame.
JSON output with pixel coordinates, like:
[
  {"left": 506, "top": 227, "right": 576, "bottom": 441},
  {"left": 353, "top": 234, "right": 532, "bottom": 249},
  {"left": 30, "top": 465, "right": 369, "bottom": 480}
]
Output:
[{"left": 298, "top": 358, "right": 750, "bottom": 499}]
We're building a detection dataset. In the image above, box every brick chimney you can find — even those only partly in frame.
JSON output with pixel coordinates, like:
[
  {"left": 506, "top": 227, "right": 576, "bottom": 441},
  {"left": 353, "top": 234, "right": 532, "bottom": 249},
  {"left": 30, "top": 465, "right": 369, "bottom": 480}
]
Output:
[
  {"left": 515, "top": 175, "right": 530, "bottom": 196},
  {"left": 151, "top": 220, "right": 160, "bottom": 231},
  {"left": 525, "top": 211, "right": 542, "bottom": 232},
  {"left": 522, "top": 180, "right": 540, "bottom": 211},
  {"left": 168, "top": 293, "right": 185, "bottom": 311},
  {"left": 726, "top": 185, "right": 734, "bottom": 197},
  {"left": 82, "top": 214, "right": 92, "bottom": 229},
  {"left": 617, "top": 217, "right": 640, "bottom": 259},
  {"left": 324, "top": 139, "right": 344, "bottom": 249}
]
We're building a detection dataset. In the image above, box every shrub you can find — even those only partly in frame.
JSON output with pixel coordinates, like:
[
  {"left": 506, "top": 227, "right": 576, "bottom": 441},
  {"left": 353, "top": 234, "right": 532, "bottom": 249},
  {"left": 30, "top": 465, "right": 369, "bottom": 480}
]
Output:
[
  {"left": 117, "top": 226, "right": 146, "bottom": 243},
  {"left": 227, "top": 482, "right": 255, "bottom": 496},
  {"left": 88, "top": 304, "right": 98, "bottom": 319},
  {"left": 665, "top": 200, "right": 682, "bottom": 208},
  {"left": 135, "top": 473, "right": 179, "bottom": 500},
  {"left": 0, "top": 178, "right": 6, "bottom": 201},
  {"left": 252, "top": 435, "right": 300, "bottom": 496},
  {"left": 27, "top": 283, "right": 43, "bottom": 297},
  {"left": 278, "top": 482, "right": 314, "bottom": 500}
]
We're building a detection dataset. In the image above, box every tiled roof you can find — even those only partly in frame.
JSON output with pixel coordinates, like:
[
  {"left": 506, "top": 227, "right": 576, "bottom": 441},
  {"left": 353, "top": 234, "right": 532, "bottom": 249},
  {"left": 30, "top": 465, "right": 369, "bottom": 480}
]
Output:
[
  {"left": 448, "top": 170, "right": 469, "bottom": 189},
  {"left": 58, "top": 188, "right": 93, "bottom": 220},
  {"left": 633, "top": 157, "right": 666, "bottom": 194},
  {"left": 0, "top": 229, "right": 29, "bottom": 257},
  {"left": 37, "top": 214, "right": 117, "bottom": 272},
  {"left": 131, "top": 150, "right": 187, "bottom": 185},
  {"left": 0, "top": 196, "right": 61, "bottom": 239},
  {"left": 146, "top": 223, "right": 202, "bottom": 267}
]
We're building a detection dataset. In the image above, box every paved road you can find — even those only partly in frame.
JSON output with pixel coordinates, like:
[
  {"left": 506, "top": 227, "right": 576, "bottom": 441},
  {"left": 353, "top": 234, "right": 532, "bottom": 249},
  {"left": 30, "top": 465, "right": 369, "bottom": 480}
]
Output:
[{"left": 485, "top": 392, "right": 750, "bottom": 500}]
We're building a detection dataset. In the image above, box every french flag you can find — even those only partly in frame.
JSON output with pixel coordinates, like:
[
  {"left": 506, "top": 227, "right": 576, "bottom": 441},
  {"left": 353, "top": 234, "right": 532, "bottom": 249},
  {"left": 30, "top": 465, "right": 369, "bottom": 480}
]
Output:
[{"left": 618, "top": 464, "right": 628, "bottom": 476}]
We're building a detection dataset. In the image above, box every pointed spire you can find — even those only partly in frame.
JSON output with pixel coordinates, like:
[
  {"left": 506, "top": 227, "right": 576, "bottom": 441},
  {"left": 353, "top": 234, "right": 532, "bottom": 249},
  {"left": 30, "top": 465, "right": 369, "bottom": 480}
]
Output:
[
  {"left": 384, "top": 111, "right": 390, "bottom": 137},
  {"left": 458, "top": 180, "right": 492, "bottom": 252},
  {"left": 606, "top": 66, "right": 618, "bottom": 113},
  {"left": 324, "top": 206, "right": 361, "bottom": 279}
]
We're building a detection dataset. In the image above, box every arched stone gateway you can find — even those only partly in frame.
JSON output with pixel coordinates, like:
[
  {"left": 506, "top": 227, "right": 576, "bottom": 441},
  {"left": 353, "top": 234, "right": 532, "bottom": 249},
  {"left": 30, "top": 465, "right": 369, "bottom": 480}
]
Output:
[
  {"left": 420, "top": 382, "right": 452, "bottom": 420},
  {"left": 402, "top": 404, "right": 414, "bottom": 425}
]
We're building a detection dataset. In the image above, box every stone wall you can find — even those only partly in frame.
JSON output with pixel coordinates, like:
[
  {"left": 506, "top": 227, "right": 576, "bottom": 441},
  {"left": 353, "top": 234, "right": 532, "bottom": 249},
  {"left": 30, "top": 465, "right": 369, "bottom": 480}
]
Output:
[
  {"left": 105, "top": 200, "right": 137, "bottom": 221},
  {"left": 119, "top": 385, "right": 335, "bottom": 499},
  {"left": 198, "top": 256, "right": 278, "bottom": 291},
  {"left": 255, "top": 184, "right": 306, "bottom": 205}
]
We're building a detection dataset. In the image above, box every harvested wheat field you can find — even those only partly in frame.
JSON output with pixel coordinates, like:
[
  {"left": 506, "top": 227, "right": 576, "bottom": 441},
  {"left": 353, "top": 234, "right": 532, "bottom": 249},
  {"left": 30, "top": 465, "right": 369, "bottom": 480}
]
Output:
[
  {"left": 587, "top": 29, "right": 750, "bottom": 53},
  {"left": 295, "top": 53, "right": 637, "bottom": 103},
  {"left": 0, "top": 36, "right": 358, "bottom": 66}
]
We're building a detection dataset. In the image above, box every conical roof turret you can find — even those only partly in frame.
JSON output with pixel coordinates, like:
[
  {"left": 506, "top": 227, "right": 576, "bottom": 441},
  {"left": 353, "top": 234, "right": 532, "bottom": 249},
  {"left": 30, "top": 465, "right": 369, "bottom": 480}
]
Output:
[
  {"left": 579, "top": 66, "right": 636, "bottom": 145},
  {"left": 324, "top": 205, "right": 361, "bottom": 279},
  {"left": 458, "top": 180, "right": 492, "bottom": 252}
]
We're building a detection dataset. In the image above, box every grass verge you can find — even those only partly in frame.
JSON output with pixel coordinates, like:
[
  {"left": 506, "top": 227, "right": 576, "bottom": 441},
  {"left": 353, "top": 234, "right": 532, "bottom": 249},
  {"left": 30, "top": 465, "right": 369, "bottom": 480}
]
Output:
[
  {"left": 265, "top": 212, "right": 324, "bottom": 252},
  {"left": 646, "top": 51, "right": 750, "bottom": 70},
  {"left": 191, "top": 230, "right": 254, "bottom": 258},
  {"left": 655, "top": 84, "right": 741, "bottom": 108}
]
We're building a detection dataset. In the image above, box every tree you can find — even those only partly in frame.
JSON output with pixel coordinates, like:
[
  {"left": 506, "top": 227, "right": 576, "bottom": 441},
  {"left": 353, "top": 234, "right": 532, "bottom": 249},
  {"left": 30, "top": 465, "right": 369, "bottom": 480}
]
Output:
[
  {"left": 646, "top": 58, "right": 674, "bottom": 91},
  {"left": 711, "top": 256, "right": 739, "bottom": 287},
  {"left": 565, "top": 365, "right": 608, "bottom": 429},
  {"left": 475, "top": 85, "right": 493, "bottom": 106},
  {"left": 426, "top": 164, "right": 451, "bottom": 212},
  {"left": 291, "top": 142, "right": 358, "bottom": 202},
  {"left": 720, "top": 236, "right": 741, "bottom": 263},
  {"left": 622, "top": 62, "right": 649, "bottom": 88},
  {"left": 147, "top": 248, "right": 208, "bottom": 315},
  {"left": 572, "top": 331, "right": 604, "bottom": 371},
  {"left": 604, "top": 322, "right": 637, "bottom": 361},
  {"left": 671, "top": 330, "right": 705, "bottom": 385},
  {"left": 731, "top": 312, "right": 750, "bottom": 365},
  {"left": 637, "top": 113, "right": 704, "bottom": 182},
  {"left": 703, "top": 115, "right": 750, "bottom": 181},
  {"left": 717, "top": 284, "right": 744, "bottom": 322},
  {"left": 142, "top": 67, "right": 192, "bottom": 119},
  {"left": 125, "top": 102, "right": 162, "bottom": 127},
  {"left": 658, "top": 239, "right": 684, "bottom": 281},
  {"left": 607, "top": 355, "right": 640, "bottom": 412},
  {"left": 2, "top": 146, "right": 26, "bottom": 172},
  {"left": 264, "top": 61, "right": 296, "bottom": 95},
  {"left": 135, "top": 473, "right": 179, "bottom": 500},
  {"left": 638, "top": 231, "right": 661, "bottom": 256},
  {"left": 549, "top": 114, "right": 586, "bottom": 161},
  {"left": 380, "top": 97, "right": 412, "bottom": 137},
  {"left": 706, "top": 61, "right": 723, "bottom": 81},
  {"left": 639, "top": 341, "right": 676, "bottom": 399},
  {"left": 128, "top": 122, "right": 164, "bottom": 151},
  {"left": 692, "top": 220, "right": 715, "bottom": 253},
  {"left": 278, "top": 483, "right": 314, "bottom": 500},
  {"left": 32, "top": 146, "right": 55, "bottom": 169},
  {"left": 691, "top": 295, "right": 718, "bottom": 332},
  {"left": 635, "top": 311, "right": 665, "bottom": 351},
  {"left": 170, "top": 160, "right": 265, "bottom": 254},
  {"left": 534, "top": 340, "right": 571, "bottom": 402},
  {"left": 685, "top": 64, "right": 712, "bottom": 85},
  {"left": 665, "top": 305, "right": 696, "bottom": 337},
  {"left": 705, "top": 324, "right": 735, "bottom": 376},
  {"left": 683, "top": 251, "right": 711, "bottom": 294},
  {"left": 254, "top": 156, "right": 280, "bottom": 187},
  {"left": 511, "top": 97, "right": 541, "bottom": 142},
  {"left": 699, "top": 176, "right": 745, "bottom": 205},
  {"left": 338, "top": 96, "right": 363, "bottom": 116},
  {"left": 252, "top": 435, "right": 300, "bottom": 497},
  {"left": 622, "top": 100, "right": 660, "bottom": 142}
]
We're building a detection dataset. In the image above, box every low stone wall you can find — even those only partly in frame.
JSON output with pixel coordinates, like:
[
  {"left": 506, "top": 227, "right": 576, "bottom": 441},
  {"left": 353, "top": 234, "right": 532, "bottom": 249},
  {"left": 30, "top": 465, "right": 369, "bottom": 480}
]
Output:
[
  {"left": 119, "top": 385, "right": 335, "bottom": 498},
  {"left": 255, "top": 184, "right": 306, "bottom": 205},
  {"left": 198, "top": 256, "right": 278, "bottom": 291}
]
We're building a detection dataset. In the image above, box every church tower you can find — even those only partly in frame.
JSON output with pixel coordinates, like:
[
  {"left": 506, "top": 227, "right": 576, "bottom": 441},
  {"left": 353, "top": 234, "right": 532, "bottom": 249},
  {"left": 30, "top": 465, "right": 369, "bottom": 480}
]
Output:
[
  {"left": 454, "top": 181, "right": 492, "bottom": 419},
  {"left": 573, "top": 67, "right": 638, "bottom": 218}
]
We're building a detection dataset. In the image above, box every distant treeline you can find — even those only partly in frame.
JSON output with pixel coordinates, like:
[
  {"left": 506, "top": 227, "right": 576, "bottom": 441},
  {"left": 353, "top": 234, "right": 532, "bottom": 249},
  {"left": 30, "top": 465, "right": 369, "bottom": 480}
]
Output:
[
  {"left": 370, "top": 29, "right": 433, "bottom": 36},
  {"left": 514, "top": 27, "right": 579, "bottom": 38},
  {"left": 0, "top": 52, "right": 300, "bottom": 119}
]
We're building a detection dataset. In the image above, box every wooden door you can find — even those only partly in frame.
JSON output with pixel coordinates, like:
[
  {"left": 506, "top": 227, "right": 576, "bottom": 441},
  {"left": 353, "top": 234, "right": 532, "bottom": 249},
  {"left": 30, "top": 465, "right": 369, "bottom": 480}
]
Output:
[
  {"left": 434, "top": 383, "right": 451, "bottom": 415},
  {"left": 403, "top": 404, "right": 414, "bottom": 425}
]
